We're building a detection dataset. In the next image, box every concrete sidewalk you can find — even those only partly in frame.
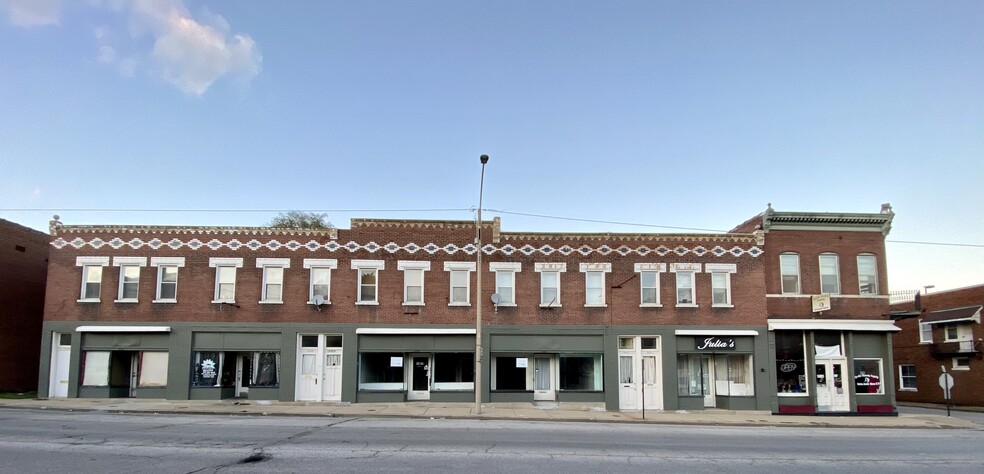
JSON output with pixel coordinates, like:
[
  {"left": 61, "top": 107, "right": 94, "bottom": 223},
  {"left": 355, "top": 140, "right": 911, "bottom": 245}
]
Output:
[{"left": 1, "top": 397, "right": 978, "bottom": 429}]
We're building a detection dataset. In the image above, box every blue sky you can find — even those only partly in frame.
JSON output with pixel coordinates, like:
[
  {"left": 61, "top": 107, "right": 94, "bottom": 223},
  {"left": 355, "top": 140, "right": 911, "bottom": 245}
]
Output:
[{"left": 1, "top": 1, "right": 982, "bottom": 293}]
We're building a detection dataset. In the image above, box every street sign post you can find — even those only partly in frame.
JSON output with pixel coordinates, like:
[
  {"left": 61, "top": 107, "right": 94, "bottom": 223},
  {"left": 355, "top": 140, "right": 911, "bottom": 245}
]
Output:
[{"left": 939, "top": 366, "right": 955, "bottom": 416}]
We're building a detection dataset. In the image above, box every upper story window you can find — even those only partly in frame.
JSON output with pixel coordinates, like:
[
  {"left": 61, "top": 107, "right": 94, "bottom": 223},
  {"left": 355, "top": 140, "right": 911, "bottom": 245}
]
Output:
[
  {"left": 857, "top": 254, "right": 878, "bottom": 295},
  {"left": 670, "top": 263, "right": 701, "bottom": 307},
  {"left": 303, "top": 259, "right": 337, "bottom": 305},
  {"left": 76, "top": 256, "right": 109, "bottom": 302},
  {"left": 398, "top": 261, "right": 431, "bottom": 306},
  {"left": 918, "top": 320, "right": 932, "bottom": 344},
  {"left": 634, "top": 263, "right": 665, "bottom": 307},
  {"left": 444, "top": 262, "right": 475, "bottom": 306},
  {"left": 706, "top": 263, "right": 737, "bottom": 307},
  {"left": 113, "top": 257, "right": 146, "bottom": 303},
  {"left": 819, "top": 253, "right": 840, "bottom": 295},
  {"left": 257, "top": 258, "right": 290, "bottom": 304},
  {"left": 489, "top": 262, "right": 521, "bottom": 306},
  {"left": 580, "top": 263, "right": 611, "bottom": 307},
  {"left": 779, "top": 253, "right": 800, "bottom": 294},
  {"left": 209, "top": 257, "right": 243, "bottom": 304},
  {"left": 352, "top": 260, "right": 385, "bottom": 305},
  {"left": 150, "top": 257, "right": 184, "bottom": 303},
  {"left": 535, "top": 263, "right": 566, "bottom": 307}
]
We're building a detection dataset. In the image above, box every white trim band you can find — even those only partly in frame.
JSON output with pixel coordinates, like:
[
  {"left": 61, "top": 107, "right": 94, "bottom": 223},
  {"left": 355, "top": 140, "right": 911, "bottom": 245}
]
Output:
[
  {"left": 113, "top": 256, "right": 147, "bottom": 267},
  {"left": 768, "top": 319, "right": 900, "bottom": 332},
  {"left": 675, "top": 329, "right": 759, "bottom": 336},
  {"left": 256, "top": 258, "right": 291, "bottom": 268}
]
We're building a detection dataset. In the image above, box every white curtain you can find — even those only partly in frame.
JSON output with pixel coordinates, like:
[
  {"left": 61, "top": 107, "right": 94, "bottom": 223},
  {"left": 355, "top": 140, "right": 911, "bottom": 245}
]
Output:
[
  {"left": 139, "top": 352, "right": 169, "bottom": 387},
  {"left": 82, "top": 351, "right": 110, "bottom": 386},
  {"left": 815, "top": 345, "right": 842, "bottom": 357}
]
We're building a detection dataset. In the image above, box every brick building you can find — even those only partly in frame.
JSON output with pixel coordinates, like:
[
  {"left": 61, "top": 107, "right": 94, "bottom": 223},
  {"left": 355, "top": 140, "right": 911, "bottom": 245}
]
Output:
[
  {"left": 37, "top": 205, "right": 901, "bottom": 414},
  {"left": 890, "top": 285, "right": 983, "bottom": 407},
  {"left": 0, "top": 218, "right": 49, "bottom": 392}
]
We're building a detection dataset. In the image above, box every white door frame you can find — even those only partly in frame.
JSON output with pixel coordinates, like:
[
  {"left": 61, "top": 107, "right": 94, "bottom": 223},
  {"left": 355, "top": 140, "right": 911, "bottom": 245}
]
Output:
[
  {"left": 533, "top": 354, "right": 555, "bottom": 401},
  {"left": 322, "top": 348, "right": 343, "bottom": 402},
  {"left": 617, "top": 351, "right": 637, "bottom": 410},
  {"left": 235, "top": 353, "right": 250, "bottom": 397},
  {"left": 129, "top": 353, "right": 139, "bottom": 398},
  {"left": 702, "top": 355, "right": 716, "bottom": 408},
  {"left": 618, "top": 336, "right": 663, "bottom": 411},
  {"left": 407, "top": 353, "right": 431, "bottom": 401},
  {"left": 48, "top": 333, "right": 71, "bottom": 398}
]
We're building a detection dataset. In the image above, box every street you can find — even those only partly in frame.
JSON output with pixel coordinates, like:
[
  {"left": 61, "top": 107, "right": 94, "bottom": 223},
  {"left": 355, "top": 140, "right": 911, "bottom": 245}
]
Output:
[{"left": 1, "top": 408, "right": 982, "bottom": 473}]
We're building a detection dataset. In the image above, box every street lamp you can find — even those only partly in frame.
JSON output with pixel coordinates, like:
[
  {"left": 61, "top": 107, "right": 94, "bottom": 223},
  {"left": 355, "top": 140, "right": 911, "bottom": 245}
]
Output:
[{"left": 475, "top": 154, "right": 489, "bottom": 414}]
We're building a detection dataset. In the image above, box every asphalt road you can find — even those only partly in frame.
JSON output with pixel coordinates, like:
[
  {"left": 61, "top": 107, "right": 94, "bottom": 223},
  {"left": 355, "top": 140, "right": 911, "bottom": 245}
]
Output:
[{"left": 1, "top": 408, "right": 982, "bottom": 473}]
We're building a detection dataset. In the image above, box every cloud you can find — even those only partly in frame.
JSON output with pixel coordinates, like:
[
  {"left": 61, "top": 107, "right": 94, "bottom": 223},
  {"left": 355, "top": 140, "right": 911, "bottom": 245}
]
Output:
[
  {"left": 2, "top": 0, "right": 61, "bottom": 27},
  {"left": 30, "top": 188, "right": 42, "bottom": 200},
  {"left": 129, "top": 0, "right": 261, "bottom": 96}
]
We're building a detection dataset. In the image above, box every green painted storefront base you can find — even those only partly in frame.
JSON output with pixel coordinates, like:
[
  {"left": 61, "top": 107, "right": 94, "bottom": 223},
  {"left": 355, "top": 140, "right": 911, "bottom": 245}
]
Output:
[
  {"left": 189, "top": 387, "right": 237, "bottom": 400},
  {"left": 489, "top": 391, "right": 533, "bottom": 403},
  {"left": 135, "top": 387, "right": 167, "bottom": 399},
  {"left": 429, "top": 391, "right": 472, "bottom": 403},
  {"left": 358, "top": 391, "right": 405, "bottom": 403},
  {"left": 248, "top": 388, "right": 279, "bottom": 401},
  {"left": 557, "top": 391, "right": 604, "bottom": 403}
]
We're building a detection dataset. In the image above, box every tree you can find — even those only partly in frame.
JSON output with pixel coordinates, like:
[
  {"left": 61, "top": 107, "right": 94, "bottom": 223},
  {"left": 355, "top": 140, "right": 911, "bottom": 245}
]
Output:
[{"left": 267, "top": 211, "right": 334, "bottom": 229}]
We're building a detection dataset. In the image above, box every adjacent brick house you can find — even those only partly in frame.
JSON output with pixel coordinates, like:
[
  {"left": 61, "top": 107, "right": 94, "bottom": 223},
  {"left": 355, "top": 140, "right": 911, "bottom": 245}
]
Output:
[
  {"left": 891, "top": 285, "right": 983, "bottom": 407},
  {"left": 37, "top": 205, "right": 901, "bottom": 414},
  {"left": 0, "top": 218, "right": 49, "bottom": 392}
]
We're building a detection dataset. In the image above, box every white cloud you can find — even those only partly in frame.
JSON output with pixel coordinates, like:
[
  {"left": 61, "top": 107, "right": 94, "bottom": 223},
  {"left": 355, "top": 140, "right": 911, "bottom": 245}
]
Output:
[
  {"left": 2, "top": 0, "right": 61, "bottom": 27},
  {"left": 30, "top": 188, "right": 42, "bottom": 200},
  {"left": 97, "top": 45, "right": 117, "bottom": 63},
  {"left": 129, "top": 0, "right": 261, "bottom": 96}
]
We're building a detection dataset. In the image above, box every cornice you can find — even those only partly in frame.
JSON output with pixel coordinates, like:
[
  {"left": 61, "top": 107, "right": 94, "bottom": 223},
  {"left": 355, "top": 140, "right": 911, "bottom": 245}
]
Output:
[
  {"left": 500, "top": 232, "right": 758, "bottom": 244},
  {"left": 51, "top": 223, "right": 338, "bottom": 239}
]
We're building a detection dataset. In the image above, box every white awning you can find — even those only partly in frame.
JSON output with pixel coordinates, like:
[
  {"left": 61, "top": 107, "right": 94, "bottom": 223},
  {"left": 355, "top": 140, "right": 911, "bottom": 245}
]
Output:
[
  {"left": 356, "top": 328, "right": 476, "bottom": 335},
  {"left": 768, "top": 319, "right": 900, "bottom": 332},
  {"left": 674, "top": 329, "right": 759, "bottom": 336},
  {"left": 75, "top": 326, "right": 171, "bottom": 333}
]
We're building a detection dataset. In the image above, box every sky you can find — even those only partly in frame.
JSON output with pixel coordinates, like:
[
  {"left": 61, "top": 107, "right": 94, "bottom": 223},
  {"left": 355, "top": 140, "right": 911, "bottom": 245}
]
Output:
[{"left": 1, "top": 1, "right": 982, "bottom": 293}]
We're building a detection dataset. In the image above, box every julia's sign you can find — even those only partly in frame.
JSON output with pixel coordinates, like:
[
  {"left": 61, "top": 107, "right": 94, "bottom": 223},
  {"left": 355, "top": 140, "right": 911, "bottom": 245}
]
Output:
[{"left": 696, "top": 337, "right": 736, "bottom": 351}]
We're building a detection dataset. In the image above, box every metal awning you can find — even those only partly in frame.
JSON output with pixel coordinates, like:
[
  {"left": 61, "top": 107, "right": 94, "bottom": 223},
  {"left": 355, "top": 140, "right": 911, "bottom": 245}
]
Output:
[
  {"left": 768, "top": 319, "right": 900, "bottom": 332},
  {"left": 923, "top": 305, "right": 982, "bottom": 325}
]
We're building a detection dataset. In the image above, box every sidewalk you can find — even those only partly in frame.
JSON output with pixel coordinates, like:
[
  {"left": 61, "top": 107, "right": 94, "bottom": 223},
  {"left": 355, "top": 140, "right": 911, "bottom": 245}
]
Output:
[{"left": 1, "top": 397, "right": 978, "bottom": 429}]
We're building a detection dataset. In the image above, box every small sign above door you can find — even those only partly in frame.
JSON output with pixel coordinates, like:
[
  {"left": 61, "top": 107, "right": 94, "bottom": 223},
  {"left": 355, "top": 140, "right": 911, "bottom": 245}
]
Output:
[{"left": 696, "top": 337, "right": 736, "bottom": 351}]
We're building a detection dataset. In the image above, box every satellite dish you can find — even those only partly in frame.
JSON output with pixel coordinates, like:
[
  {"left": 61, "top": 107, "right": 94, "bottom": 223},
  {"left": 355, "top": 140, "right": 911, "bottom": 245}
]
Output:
[
  {"left": 313, "top": 294, "right": 325, "bottom": 306},
  {"left": 490, "top": 293, "right": 501, "bottom": 305}
]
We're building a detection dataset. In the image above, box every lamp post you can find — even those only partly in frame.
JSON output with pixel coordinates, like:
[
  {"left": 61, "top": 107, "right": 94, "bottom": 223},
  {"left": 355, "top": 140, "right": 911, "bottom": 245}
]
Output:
[{"left": 475, "top": 154, "right": 489, "bottom": 414}]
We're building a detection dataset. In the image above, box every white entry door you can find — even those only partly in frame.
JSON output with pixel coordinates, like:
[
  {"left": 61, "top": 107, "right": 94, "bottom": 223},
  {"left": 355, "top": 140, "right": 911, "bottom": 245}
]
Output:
[
  {"left": 323, "top": 350, "right": 342, "bottom": 402},
  {"left": 296, "top": 351, "right": 320, "bottom": 401},
  {"left": 129, "top": 353, "right": 139, "bottom": 398},
  {"left": 815, "top": 359, "right": 849, "bottom": 412},
  {"left": 618, "top": 354, "right": 637, "bottom": 410},
  {"left": 533, "top": 355, "right": 555, "bottom": 401},
  {"left": 641, "top": 353, "right": 662, "bottom": 410},
  {"left": 408, "top": 354, "right": 431, "bottom": 401},
  {"left": 236, "top": 354, "right": 251, "bottom": 398},
  {"left": 49, "top": 333, "right": 71, "bottom": 398}
]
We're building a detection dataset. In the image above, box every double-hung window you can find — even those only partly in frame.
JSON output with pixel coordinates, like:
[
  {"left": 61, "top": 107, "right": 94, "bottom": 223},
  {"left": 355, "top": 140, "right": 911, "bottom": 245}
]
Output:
[
  {"left": 257, "top": 258, "right": 290, "bottom": 304},
  {"left": 209, "top": 257, "right": 243, "bottom": 303},
  {"left": 535, "top": 263, "right": 566, "bottom": 307},
  {"left": 150, "top": 257, "right": 184, "bottom": 303},
  {"left": 706, "top": 263, "right": 736, "bottom": 307},
  {"left": 489, "top": 262, "right": 521, "bottom": 306},
  {"left": 918, "top": 320, "right": 932, "bottom": 344},
  {"left": 112, "top": 257, "right": 146, "bottom": 303},
  {"left": 898, "top": 364, "right": 917, "bottom": 391},
  {"left": 635, "top": 263, "right": 665, "bottom": 307},
  {"left": 857, "top": 254, "right": 878, "bottom": 295},
  {"left": 398, "top": 261, "right": 431, "bottom": 305},
  {"left": 779, "top": 253, "right": 800, "bottom": 294},
  {"left": 671, "top": 263, "right": 701, "bottom": 306},
  {"left": 352, "top": 260, "right": 385, "bottom": 305},
  {"left": 76, "top": 256, "right": 109, "bottom": 302},
  {"left": 580, "top": 263, "right": 611, "bottom": 307},
  {"left": 819, "top": 253, "right": 840, "bottom": 295},
  {"left": 444, "top": 262, "right": 475, "bottom": 306},
  {"left": 303, "top": 259, "right": 337, "bottom": 305}
]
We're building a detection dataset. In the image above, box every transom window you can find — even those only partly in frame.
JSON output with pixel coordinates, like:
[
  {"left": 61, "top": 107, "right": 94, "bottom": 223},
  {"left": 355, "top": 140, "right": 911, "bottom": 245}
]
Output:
[
  {"left": 857, "top": 254, "right": 878, "bottom": 295},
  {"left": 303, "top": 259, "right": 337, "bottom": 305},
  {"left": 352, "top": 260, "right": 385, "bottom": 305},
  {"left": 819, "top": 253, "right": 840, "bottom": 295},
  {"left": 779, "top": 253, "right": 800, "bottom": 294}
]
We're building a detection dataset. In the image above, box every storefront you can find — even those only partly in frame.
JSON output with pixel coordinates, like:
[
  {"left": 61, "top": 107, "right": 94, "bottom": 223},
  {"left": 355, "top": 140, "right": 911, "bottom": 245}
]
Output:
[
  {"left": 674, "top": 330, "right": 760, "bottom": 411},
  {"left": 769, "top": 319, "right": 899, "bottom": 414},
  {"left": 355, "top": 328, "right": 476, "bottom": 403},
  {"left": 188, "top": 331, "right": 282, "bottom": 400},
  {"left": 488, "top": 331, "right": 605, "bottom": 404},
  {"left": 73, "top": 326, "right": 171, "bottom": 399}
]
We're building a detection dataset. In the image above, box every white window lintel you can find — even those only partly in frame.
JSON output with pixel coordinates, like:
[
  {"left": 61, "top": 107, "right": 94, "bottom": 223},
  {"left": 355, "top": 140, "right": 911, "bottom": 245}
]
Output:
[
  {"left": 579, "top": 262, "right": 612, "bottom": 273},
  {"left": 634, "top": 263, "right": 666, "bottom": 272},
  {"left": 705, "top": 263, "right": 737, "bottom": 273},
  {"left": 489, "top": 262, "right": 521, "bottom": 272},
  {"left": 535, "top": 262, "right": 567, "bottom": 272},
  {"left": 112, "top": 257, "right": 147, "bottom": 267},
  {"left": 76, "top": 256, "right": 109, "bottom": 267},
  {"left": 397, "top": 260, "right": 432, "bottom": 271},
  {"left": 303, "top": 258, "right": 338, "bottom": 269},
  {"left": 150, "top": 257, "right": 185, "bottom": 268},
  {"left": 209, "top": 257, "right": 244, "bottom": 268},
  {"left": 256, "top": 257, "right": 291, "bottom": 268},
  {"left": 444, "top": 261, "right": 476, "bottom": 272},
  {"left": 670, "top": 263, "right": 701, "bottom": 273},
  {"left": 351, "top": 259, "right": 385, "bottom": 270}
]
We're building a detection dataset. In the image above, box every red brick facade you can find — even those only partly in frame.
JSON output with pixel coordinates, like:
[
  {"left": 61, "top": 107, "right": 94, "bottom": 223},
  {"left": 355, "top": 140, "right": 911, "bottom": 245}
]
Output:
[
  {"left": 891, "top": 285, "right": 984, "bottom": 407},
  {"left": 0, "top": 219, "right": 49, "bottom": 392}
]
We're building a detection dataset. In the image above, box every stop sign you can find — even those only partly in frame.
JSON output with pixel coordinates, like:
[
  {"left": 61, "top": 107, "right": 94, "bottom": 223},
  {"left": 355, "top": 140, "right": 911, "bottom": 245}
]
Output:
[{"left": 939, "top": 373, "right": 954, "bottom": 391}]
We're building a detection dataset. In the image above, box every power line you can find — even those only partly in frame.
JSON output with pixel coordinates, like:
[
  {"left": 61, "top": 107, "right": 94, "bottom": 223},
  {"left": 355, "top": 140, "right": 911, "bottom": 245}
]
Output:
[{"left": 4, "top": 207, "right": 982, "bottom": 248}]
